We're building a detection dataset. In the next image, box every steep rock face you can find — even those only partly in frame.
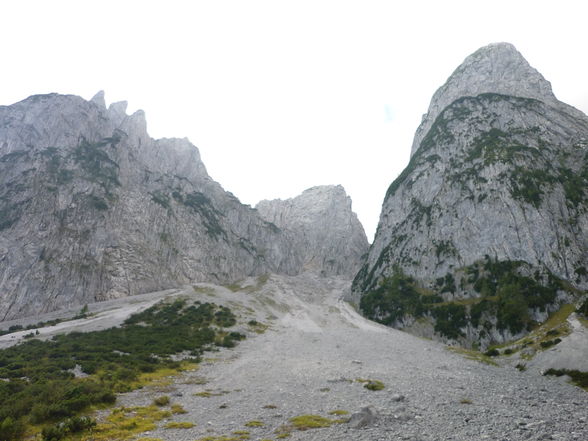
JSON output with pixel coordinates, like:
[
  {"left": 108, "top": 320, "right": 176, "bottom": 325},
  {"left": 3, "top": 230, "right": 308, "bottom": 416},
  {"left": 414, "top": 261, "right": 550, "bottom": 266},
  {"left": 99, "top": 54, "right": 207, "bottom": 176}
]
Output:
[
  {"left": 0, "top": 92, "right": 324, "bottom": 320},
  {"left": 410, "top": 42, "right": 585, "bottom": 157},
  {"left": 256, "top": 185, "right": 369, "bottom": 277},
  {"left": 353, "top": 43, "right": 588, "bottom": 347}
]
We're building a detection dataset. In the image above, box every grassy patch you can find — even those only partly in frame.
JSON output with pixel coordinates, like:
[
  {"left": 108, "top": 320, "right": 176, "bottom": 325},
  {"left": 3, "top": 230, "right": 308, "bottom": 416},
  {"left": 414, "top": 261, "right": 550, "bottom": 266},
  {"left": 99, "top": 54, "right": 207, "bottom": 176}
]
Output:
[
  {"left": 84, "top": 406, "right": 171, "bottom": 441},
  {"left": 171, "top": 404, "right": 187, "bottom": 414},
  {"left": 153, "top": 396, "right": 170, "bottom": 407},
  {"left": 363, "top": 380, "right": 385, "bottom": 391},
  {"left": 544, "top": 369, "right": 588, "bottom": 390},
  {"left": 499, "top": 303, "right": 575, "bottom": 359},
  {"left": 286, "top": 414, "right": 337, "bottom": 430},
  {"left": 193, "top": 286, "right": 217, "bottom": 296},
  {"left": 328, "top": 410, "right": 349, "bottom": 416},
  {"left": 447, "top": 346, "right": 499, "bottom": 366},
  {"left": 244, "top": 420, "right": 264, "bottom": 427},
  {"left": 0, "top": 300, "right": 242, "bottom": 441},
  {"left": 539, "top": 304, "right": 575, "bottom": 334},
  {"left": 225, "top": 282, "right": 243, "bottom": 292},
  {"left": 247, "top": 320, "right": 269, "bottom": 334},
  {"left": 355, "top": 378, "right": 385, "bottom": 390},
  {"left": 194, "top": 389, "right": 228, "bottom": 398}
]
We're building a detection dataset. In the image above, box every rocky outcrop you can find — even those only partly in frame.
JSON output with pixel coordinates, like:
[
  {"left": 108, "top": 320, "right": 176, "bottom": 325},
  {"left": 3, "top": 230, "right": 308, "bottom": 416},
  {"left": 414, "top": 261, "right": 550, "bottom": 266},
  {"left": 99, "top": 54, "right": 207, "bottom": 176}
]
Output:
[
  {"left": 0, "top": 92, "right": 363, "bottom": 320},
  {"left": 410, "top": 42, "right": 585, "bottom": 157},
  {"left": 256, "top": 185, "right": 369, "bottom": 277},
  {"left": 353, "top": 43, "right": 588, "bottom": 347}
]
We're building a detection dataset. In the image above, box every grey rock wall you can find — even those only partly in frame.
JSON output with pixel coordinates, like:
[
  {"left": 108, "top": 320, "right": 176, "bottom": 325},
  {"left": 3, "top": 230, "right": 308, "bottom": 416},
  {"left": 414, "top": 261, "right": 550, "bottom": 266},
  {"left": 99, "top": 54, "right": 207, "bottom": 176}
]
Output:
[
  {"left": 256, "top": 185, "right": 369, "bottom": 277},
  {"left": 0, "top": 92, "right": 363, "bottom": 320},
  {"left": 353, "top": 43, "right": 588, "bottom": 345}
]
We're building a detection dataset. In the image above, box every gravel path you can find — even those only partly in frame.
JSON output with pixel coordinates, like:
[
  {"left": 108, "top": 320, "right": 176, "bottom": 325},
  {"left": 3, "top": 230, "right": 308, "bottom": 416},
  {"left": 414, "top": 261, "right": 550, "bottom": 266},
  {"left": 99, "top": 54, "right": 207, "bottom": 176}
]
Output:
[{"left": 107, "top": 273, "right": 587, "bottom": 441}]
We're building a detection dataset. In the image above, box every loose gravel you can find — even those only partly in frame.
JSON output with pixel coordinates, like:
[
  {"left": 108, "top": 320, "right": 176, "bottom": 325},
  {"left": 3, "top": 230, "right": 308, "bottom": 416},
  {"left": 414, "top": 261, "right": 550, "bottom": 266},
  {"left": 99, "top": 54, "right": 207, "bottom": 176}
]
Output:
[
  {"left": 111, "top": 273, "right": 588, "bottom": 441},
  {"left": 4, "top": 273, "right": 585, "bottom": 440}
]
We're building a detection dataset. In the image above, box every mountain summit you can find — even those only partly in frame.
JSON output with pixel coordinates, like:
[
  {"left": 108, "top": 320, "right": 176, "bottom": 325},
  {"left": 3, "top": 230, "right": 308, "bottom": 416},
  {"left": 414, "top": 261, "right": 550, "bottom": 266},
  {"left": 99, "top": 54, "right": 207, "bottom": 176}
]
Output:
[
  {"left": 410, "top": 42, "right": 578, "bottom": 157},
  {"left": 353, "top": 43, "right": 588, "bottom": 347},
  {"left": 256, "top": 185, "right": 368, "bottom": 277}
]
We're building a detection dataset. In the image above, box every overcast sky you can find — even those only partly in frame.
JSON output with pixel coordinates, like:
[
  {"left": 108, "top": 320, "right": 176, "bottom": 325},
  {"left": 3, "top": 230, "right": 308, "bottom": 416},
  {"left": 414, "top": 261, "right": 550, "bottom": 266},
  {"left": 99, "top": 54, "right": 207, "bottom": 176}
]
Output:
[{"left": 2, "top": 1, "right": 588, "bottom": 240}]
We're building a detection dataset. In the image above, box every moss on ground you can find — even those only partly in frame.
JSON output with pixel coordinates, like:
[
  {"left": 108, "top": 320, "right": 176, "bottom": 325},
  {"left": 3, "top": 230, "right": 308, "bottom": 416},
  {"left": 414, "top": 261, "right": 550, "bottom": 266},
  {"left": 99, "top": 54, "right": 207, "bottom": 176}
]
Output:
[
  {"left": 81, "top": 406, "right": 171, "bottom": 441},
  {"left": 171, "top": 404, "right": 187, "bottom": 414},
  {"left": 164, "top": 421, "right": 195, "bottom": 429},
  {"left": 447, "top": 346, "right": 499, "bottom": 366}
]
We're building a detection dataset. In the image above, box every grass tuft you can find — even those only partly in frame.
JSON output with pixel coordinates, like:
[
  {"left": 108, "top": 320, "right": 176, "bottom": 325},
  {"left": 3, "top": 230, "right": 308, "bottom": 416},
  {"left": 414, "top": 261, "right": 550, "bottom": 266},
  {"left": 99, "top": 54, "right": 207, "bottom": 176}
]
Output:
[
  {"left": 86, "top": 406, "right": 171, "bottom": 441},
  {"left": 153, "top": 395, "right": 170, "bottom": 406},
  {"left": 171, "top": 403, "right": 187, "bottom": 414},
  {"left": 363, "top": 380, "right": 385, "bottom": 391},
  {"left": 287, "top": 414, "right": 335, "bottom": 430}
]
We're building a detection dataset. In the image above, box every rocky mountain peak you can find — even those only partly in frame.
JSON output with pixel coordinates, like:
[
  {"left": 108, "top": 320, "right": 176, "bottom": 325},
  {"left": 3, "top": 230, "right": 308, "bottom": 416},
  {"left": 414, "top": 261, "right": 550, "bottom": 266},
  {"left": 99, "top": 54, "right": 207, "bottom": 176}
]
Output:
[
  {"left": 410, "top": 42, "right": 556, "bottom": 156},
  {"left": 256, "top": 185, "right": 368, "bottom": 277},
  {"left": 0, "top": 92, "right": 369, "bottom": 320},
  {"left": 354, "top": 43, "right": 588, "bottom": 348},
  {"left": 90, "top": 90, "right": 106, "bottom": 108}
]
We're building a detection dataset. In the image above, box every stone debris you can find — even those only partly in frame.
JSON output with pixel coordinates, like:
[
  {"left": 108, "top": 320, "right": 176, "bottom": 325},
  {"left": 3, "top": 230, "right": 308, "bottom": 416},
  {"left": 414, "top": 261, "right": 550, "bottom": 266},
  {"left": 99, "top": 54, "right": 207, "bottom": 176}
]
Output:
[{"left": 348, "top": 405, "right": 380, "bottom": 428}]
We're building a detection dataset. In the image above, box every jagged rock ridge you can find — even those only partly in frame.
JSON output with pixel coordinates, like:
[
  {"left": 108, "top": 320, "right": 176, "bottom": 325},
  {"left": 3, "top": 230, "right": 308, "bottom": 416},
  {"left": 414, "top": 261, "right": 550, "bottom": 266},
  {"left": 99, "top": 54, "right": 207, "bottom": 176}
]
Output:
[
  {"left": 0, "top": 92, "right": 366, "bottom": 320},
  {"left": 353, "top": 43, "right": 588, "bottom": 348},
  {"left": 256, "top": 185, "right": 369, "bottom": 277}
]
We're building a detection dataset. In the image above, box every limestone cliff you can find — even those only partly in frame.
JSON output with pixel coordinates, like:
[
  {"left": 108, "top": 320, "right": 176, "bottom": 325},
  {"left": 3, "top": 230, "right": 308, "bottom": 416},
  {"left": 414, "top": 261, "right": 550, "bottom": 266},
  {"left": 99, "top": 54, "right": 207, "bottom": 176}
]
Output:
[
  {"left": 0, "top": 92, "right": 362, "bottom": 320},
  {"left": 353, "top": 43, "right": 588, "bottom": 347},
  {"left": 256, "top": 185, "right": 369, "bottom": 277}
]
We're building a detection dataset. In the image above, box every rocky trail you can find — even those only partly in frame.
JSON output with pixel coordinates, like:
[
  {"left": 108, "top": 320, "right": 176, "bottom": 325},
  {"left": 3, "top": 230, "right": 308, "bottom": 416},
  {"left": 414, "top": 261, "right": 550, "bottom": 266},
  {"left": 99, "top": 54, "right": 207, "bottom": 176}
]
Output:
[{"left": 3, "top": 273, "right": 587, "bottom": 440}]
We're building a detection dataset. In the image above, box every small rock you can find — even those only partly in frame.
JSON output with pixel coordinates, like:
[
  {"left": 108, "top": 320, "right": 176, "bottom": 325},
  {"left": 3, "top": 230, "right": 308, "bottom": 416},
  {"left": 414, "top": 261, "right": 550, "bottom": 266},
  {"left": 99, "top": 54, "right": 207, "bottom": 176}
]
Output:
[
  {"left": 394, "top": 412, "right": 413, "bottom": 422},
  {"left": 349, "top": 406, "right": 380, "bottom": 429},
  {"left": 391, "top": 394, "right": 405, "bottom": 402}
]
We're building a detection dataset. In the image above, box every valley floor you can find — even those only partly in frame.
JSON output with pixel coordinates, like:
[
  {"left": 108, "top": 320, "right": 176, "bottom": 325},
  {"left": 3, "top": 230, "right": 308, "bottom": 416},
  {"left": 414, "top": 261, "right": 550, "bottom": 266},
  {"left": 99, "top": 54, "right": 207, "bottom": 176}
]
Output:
[{"left": 3, "top": 273, "right": 586, "bottom": 441}]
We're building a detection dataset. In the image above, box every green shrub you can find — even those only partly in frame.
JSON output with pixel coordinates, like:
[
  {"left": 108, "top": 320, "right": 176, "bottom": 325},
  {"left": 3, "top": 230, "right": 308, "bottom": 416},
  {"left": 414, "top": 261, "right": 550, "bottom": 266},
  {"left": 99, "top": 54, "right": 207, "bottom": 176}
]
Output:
[
  {"left": 544, "top": 369, "right": 588, "bottom": 389},
  {"left": 432, "top": 304, "right": 466, "bottom": 339},
  {"left": 153, "top": 396, "right": 170, "bottom": 407},
  {"left": 0, "top": 300, "right": 241, "bottom": 440},
  {"left": 41, "top": 416, "right": 96, "bottom": 441},
  {"left": 540, "top": 338, "right": 561, "bottom": 349},
  {"left": 360, "top": 267, "right": 426, "bottom": 325},
  {"left": 363, "top": 380, "right": 385, "bottom": 391},
  {"left": 41, "top": 424, "right": 66, "bottom": 441},
  {"left": 0, "top": 417, "right": 25, "bottom": 441}
]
